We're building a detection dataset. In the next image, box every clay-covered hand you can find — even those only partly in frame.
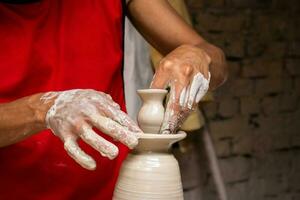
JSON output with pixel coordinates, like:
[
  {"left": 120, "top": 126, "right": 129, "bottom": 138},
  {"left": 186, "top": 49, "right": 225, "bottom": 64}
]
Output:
[
  {"left": 41, "top": 89, "right": 142, "bottom": 170},
  {"left": 151, "top": 44, "right": 211, "bottom": 134}
]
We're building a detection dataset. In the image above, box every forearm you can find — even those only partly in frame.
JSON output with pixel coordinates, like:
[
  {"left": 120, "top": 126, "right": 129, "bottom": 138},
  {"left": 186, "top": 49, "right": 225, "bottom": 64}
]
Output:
[
  {"left": 127, "top": 0, "right": 203, "bottom": 54},
  {"left": 0, "top": 93, "right": 52, "bottom": 147}
]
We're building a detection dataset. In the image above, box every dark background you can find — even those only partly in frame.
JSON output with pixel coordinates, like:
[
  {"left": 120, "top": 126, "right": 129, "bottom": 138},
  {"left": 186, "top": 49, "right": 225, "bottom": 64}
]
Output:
[{"left": 184, "top": 0, "right": 300, "bottom": 199}]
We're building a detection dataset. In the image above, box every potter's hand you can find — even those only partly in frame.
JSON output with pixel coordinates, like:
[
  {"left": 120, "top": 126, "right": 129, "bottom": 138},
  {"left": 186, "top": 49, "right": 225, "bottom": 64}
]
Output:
[
  {"left": 41, "top": 89, "right": 142, "bottom": 170},
  {"left": 151, "top": 44, "right": 211, "bottom": 134}
]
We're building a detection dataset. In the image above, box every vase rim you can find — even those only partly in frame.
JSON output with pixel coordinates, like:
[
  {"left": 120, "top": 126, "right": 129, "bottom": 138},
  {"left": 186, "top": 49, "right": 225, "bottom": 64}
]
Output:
[
  {"left": 137, "top": 131, "right": 186, "bottom": 139},
  {"left": 133, "top": 131, "right": 187, "bottom": 153},
  {"left": 137, "top": 89, "right": 168, "bottom": 94}
]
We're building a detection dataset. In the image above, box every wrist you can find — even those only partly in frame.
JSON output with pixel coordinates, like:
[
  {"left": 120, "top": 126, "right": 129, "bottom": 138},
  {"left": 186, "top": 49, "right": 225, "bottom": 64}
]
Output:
[
  {"left": 194, "top": 42, "right": 228, "bottom": 89},
  {"left": 27, "top": 92, "right": 57, "bottom": 129}
]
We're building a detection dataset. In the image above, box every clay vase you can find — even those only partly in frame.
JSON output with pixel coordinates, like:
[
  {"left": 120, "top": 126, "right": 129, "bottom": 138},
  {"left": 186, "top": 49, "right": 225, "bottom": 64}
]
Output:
[
  {"left": 137, "top": 89, "right": 167, "bottom": 134},
  {"left": 113, "top": 89, "right": 186, "bottom": 200}
]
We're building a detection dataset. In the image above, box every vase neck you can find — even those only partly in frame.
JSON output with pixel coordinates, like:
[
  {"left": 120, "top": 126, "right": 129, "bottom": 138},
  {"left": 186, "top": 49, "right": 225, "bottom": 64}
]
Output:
[{"left": 137, "top": 89, "right": 167, "bottom": 104}]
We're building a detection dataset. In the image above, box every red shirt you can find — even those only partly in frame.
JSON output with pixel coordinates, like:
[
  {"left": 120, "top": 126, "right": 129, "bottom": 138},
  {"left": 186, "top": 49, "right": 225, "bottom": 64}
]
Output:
[{"left": 0, "top": 0, "right": 128, "bottom": 199}]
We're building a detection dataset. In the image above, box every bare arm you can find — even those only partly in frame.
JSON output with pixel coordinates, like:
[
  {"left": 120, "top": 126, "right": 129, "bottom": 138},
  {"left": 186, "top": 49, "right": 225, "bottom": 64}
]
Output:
[
  {"left": 127, "top": 0, "right": 228, "bottom": 133},
  {"left": 127, "top": 0, "right": 228, "bottom": 89},
  {"left": 0, "top": 93, "right": 52, "bottom": 147},
  {"left": 0, "top": 90, "right": 141, "bottom": 170}
]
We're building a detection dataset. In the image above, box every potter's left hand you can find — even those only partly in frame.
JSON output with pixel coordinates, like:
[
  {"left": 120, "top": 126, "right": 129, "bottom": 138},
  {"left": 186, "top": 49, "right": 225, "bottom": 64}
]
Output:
[{"left": 151, "top": 44, "right": 211, "bottom": 134}]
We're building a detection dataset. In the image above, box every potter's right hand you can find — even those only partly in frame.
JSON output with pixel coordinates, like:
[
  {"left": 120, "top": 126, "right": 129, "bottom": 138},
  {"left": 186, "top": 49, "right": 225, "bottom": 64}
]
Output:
[
  {"left": 41, "top": 89, "right": 142, "bottom": 170},
  {"left": 151, "top": 45, "right": 211, "bottom": 134}
]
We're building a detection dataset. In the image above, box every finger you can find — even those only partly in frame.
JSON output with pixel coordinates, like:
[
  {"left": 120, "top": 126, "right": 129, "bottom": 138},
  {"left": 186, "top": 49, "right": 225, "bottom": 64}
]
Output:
[
  {"left": 93, "top": 98, "right": 142, "bottom": 134},
  {"left": 114, "top": 110, "right": 143, "bottom": 133},
  {"left": 90, "top": 115, "right": 138, "bottom": 149},
  {"left": 150, "top": 71, "right": 169, "bottom": 89},
  {"left": 160, "top": 101, "right": 189, "bottom": 134},
  {"left": 195, "top": 72, "right": 211, "bottom": 103},
  {"left": 150, "top": 60, "right": 173, "bottom": 89},
  {"left": 160, "top": 74, "right": 191, "bottom": 134},
  {"left": 64, "top": 138, "right": 96, "bottom": 170},
  {"left": 160, "top": 85, "right": 186, "bottom": 134},
  {"left": 79, "top": 124, "right": 119, "bottom": 160},
  {"left": 187, "top": 73, "right": 203, "bottom": 108},
  {"left": 183, "top": 84, "right": 191, "bottom": 108},
  {"left": 100, "top": 105, "right": 143, "bottom": 134},
  {"left": 179, "top": 86, "right": 187, "bottom": 107}
]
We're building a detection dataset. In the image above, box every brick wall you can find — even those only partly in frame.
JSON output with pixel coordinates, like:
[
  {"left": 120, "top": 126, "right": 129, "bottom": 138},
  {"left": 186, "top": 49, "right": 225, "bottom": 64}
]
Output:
[{"left": 185, "top": 0, "right": 300, "bottom": 199}]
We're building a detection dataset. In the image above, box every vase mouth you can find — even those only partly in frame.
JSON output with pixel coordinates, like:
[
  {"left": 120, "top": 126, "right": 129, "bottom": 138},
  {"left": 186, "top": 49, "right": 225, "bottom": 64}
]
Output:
[
  {"left": 137, "top": 132, "right": 186, "bottom": 140},
  {"left": 137, "top": 89, "right": 168, "bottom": 94},
  {"left": 133, "top": 132, "right": 187, "bottom": 153}
]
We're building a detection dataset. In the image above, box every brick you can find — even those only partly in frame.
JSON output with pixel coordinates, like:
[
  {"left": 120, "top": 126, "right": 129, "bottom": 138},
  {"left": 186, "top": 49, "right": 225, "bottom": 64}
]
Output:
[
  {"left": 185, "top": 1, "right": 300, "bottom": 199},
  {"left": 218, "top": 15, "right": 246, "bottom": 32},
  {"left": 209, "top": 116, "right": 248, "bottom": 140},
  {"left": 253, "top": 115, "right": 290, "bottom": 150},
  {"left": 279, "top": 93, "right": 299, "bottom": 112},
  {"left": 242, "top": 58, "right": 283, "bottom": 78},
  {"left": 254, "top": 152, "right": 292, "bottom": 179},
  {"left": 255, "top": 115, "right": 284, "bottom": 134},
  {"left": 286, "top": 59, "right": 300, "bottom": 76},
  {"left": 228, "top": 0, "right": 272, "bottom": 8},
  {"left": 202, "top": 101, "right": 218, "bottom": 118},
  {"left": 252, "top": 132, "right": 273, "bottom": 157},
  {"left": 233, "top": 133, "right": 253, "bottom": 155},
  {"left": 290, "top": 152, "right": 300, "bottom": 191},
  {"left": 255, "top": 78, "right": 283, "bottom": 95},
  {"left": 263, "top": 42, "right": 286, "bottom": 59},
  {"left": 247, "top": 177, "right": 265, "bottom": 200},
  {"left": 230, "top": 79, "right": 254, "bottom": 97},
  {"left": 227, "top": 182, "right": 248, "bottom": 200},
  {"left": 251, "top": 115, "right": 290, "bottom": 152},
  {"left": 196, "top": 13, "right": 245, "bottom": 33},
  {"left": 266, "top": 60, "right": 283, "bottom": 77},
  {"left": 241, "top": 58, "right": 283, "bottom": 78},
  {"left": 282, "top": 75, "right": 294, "bottom": 93},
  {"left": 218, "top": 97, "right": 239, "bottom": 117},
  {"left": 295, "top": 77, "right": 300, "bottom": 92},
  {"left": 224, "top": 34, "right": 245, "bottom": 58},
  {"left": 246, "top": 38, "right": 266, "bottom": 57},
  {"left": 272, "top": 0, "right": 300, "bottom": 12},
  {"left": 287, "top": 41, "right": 300, "bottom": 57},
  {"left": 253, "top": 15, "right": 288, "bottom": 42},
  {"left": 261, "top": 96, "right": 280, "bottom": 115},
  {"left": 292, "top": 194, "right": 300, "bottom": 200},
  {"left": 214, "top": 139, "right": 231, "bottom": 157},
  {"left": 242, "top": 59, "right": 268, "bottom": 78},
  {"left": 201, "top": 0, "right": 225, "bottom": 7},
  {"left": 183, "top": 187, "right": 202, "bottom": 200},
  {"left": 228, "top": 61, "right": 241, "bottom": 80},
  {"left": 176, "top": 148, "right": 203, "bottom": 189},
  {"left": 271, "top": 131, "right": 291, "bottom": 150},
  {"left": 240, "top": 96, "right": 260, "bottom": 114},
  {"left": 264, "top": 176, "right": 289, "bottom": 196},
  {"left": 194, "top": 13, "right": 219, "bottom": 33},
  {"left": 186, "top": 0, "right": 204, "bottom": 9},
  {"left": 289, "top": 112, "right": 300, "bottom": 147},
  {"left": 219, "top": 156, "right": 251, "bottom": 183}
]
